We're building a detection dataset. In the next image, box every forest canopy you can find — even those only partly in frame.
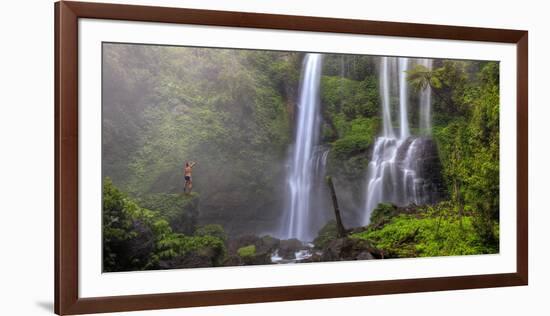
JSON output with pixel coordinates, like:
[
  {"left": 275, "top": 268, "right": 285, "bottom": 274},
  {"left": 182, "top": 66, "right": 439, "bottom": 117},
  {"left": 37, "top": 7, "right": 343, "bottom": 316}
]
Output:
[{"left": 102, "top": 43, "right": 499, "bottom": 271}]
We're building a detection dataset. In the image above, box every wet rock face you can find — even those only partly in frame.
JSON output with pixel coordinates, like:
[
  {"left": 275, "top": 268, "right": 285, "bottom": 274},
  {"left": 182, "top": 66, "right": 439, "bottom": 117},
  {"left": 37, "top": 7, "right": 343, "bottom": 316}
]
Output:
[
  {"left": 405, "top": 137, "right": 446, "bottom": 202},
  {"left": 393, "top": 136, "right": 446, "bottom": 205}
]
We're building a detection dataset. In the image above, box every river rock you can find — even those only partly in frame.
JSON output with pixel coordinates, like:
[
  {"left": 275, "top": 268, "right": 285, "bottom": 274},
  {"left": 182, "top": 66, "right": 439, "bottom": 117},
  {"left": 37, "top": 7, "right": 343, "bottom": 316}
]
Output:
[
  {"left": 278, "top": 238, "right": 307, "bottom": 260},
  {"left": 321, "top": 237, "right": 383, "bottom": 261}
]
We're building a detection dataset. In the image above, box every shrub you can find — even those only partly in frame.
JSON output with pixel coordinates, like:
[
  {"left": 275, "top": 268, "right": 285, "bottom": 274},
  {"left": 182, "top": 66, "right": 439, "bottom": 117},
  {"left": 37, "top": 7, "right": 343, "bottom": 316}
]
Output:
[
  {"left": 103, "top": 178, "right": 168, "bottom": 271},
  {"left": 237, "top": 245, "right": 256, "bottom": 258},
  {"left": 195, "top": 224, "right": 227, "bottom": 241}
]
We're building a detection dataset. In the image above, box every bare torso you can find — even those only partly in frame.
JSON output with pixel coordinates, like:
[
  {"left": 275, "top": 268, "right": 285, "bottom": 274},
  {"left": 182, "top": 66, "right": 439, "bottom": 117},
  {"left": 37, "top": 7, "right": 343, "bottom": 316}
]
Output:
[{"left": 184, "top": 166, "right": 192, "bottom": 177}]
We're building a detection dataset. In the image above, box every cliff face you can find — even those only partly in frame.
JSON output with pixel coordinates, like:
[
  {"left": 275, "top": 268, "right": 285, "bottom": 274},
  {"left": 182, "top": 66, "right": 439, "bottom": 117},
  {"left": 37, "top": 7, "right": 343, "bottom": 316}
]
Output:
[{"left": 139, "top": 193, "right": 200, "bottom": 235}]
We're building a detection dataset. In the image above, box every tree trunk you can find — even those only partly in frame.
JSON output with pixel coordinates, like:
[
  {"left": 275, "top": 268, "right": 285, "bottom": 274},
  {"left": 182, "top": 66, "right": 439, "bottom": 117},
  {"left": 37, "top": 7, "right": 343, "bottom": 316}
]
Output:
[{"left": 326, "top": 176, "right": 347, "bottom": 238}]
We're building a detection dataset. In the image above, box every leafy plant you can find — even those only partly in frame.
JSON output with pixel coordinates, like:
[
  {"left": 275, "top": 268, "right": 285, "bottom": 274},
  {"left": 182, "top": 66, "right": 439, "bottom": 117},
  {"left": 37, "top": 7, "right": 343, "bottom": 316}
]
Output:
[
  {"left": 103, "top": 178, "right": 226, "bottom": 271},
  {"left": 237, "top": 245, "right": 256, "bottom": 258}
]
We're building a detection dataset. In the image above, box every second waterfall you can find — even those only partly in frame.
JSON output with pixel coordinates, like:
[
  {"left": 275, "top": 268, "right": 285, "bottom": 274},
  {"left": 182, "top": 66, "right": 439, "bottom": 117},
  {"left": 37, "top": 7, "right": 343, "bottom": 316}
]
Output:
[{"left": 362, "top": 56, "right": 441, "bottom": 225}]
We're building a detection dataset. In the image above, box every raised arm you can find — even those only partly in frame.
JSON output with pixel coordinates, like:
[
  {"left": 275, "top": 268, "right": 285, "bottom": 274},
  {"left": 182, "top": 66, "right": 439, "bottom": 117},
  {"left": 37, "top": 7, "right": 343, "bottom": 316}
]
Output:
[{"left": 190, "top": 161, "right": 197, "bottom": 168}]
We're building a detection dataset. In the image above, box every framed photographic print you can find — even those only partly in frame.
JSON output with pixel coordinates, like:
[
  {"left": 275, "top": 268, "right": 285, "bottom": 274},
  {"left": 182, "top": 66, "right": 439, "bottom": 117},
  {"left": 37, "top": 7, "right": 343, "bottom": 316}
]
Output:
[{"left": 55, "top": 1, "right": 528, "bottom": 315}]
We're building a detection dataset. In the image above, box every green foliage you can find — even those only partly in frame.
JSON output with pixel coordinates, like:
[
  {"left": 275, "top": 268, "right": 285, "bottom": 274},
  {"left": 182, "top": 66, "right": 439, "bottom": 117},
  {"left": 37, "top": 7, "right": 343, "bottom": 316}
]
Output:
[
  {"left": 103, "top": 179, "right": 226, "bottom": 271},
  {"left": 313, "top": 220, "right": 339, "bottom": 249},
  {"left": 369, "top": 203, "right": 398, "bottom": 225},
  {"left": 138, "top": 193, "right": 199, "bottom": 234},
  {"left": 139, "top": 192, "right": 199, "bottom": 217},
  {"left": 102, "top": 45, "right": 165, "bottom": 186},
  {"left": 320, "top": 62, "right": 381, "bottom": 196},
  {"left": 237, "top": 245, "right": 256, "bottom": 258},
  {"left": 103, "top": 177, "right": 169, "bottom": 271},
  {"left": 407, "top": 64, "right": 442, "bottom": 92},
  {"left": 105, "top": 46, "right": 294, "bottom": 197},
  {"left": 430, "top": 61, "right": 500, "bottom": 245},
  {"left": 155, "top": 234, "right": 226, "bottom": 266},
  {"left": 102, "top": 45, "right": 298, "bottom": 235},
  {"left": 353, "top": 203, "right": 498, "bottom": 258},
  {"left": 331, "top": 117, "right": 379, "bottom": 159},
  {"left": 321, "top": 75, "right": 379, "bottom": 120},
  {"left": 103, "top": 43, "right": 501, "bottom": 257},
  {"left": 195, "top": 224, "right": 227, "bottom": 242},
  {"left": 322, "top": 54, "right": 375, "bottom": 81}
]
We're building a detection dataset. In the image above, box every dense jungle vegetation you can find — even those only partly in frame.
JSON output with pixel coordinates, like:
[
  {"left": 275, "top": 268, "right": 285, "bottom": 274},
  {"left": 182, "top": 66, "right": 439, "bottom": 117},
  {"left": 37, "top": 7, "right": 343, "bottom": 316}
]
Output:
[{"left": 103, "top": 43, "right": 499, "bottom": 271}]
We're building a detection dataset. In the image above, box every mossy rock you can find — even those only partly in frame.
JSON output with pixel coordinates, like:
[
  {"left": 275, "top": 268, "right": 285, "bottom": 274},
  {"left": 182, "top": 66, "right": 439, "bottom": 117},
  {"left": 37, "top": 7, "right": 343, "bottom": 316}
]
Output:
[
  {"left": 313, "top": 220, "right": 339, "bottom": 250},
  {"left": 224, "top": 235, "right": 279, "bottom": 266},
  {"left": 235, "top": 244, "right": 271, "bottom": 265},
  {"left": 369, "top": 203, "right": 399, "bottom": 227}
]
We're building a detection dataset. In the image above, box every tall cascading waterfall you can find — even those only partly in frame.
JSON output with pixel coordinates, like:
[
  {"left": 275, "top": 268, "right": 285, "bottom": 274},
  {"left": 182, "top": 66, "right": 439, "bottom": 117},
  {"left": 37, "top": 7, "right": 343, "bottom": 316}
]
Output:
[
  {"left": 282, "top": 53, "right": 325, "bottom": 241},
  {"left": 362, "top": 57, "right": 441, "bottom": 225},
  {"left": 380, "top": 57, "right": 395, "bottom": 138},
  {"left": 398, "top": 58, "right": 410, "bottom": 139},
  {"left": 418, "top": 59, "right": 433, "bottom": 134}
]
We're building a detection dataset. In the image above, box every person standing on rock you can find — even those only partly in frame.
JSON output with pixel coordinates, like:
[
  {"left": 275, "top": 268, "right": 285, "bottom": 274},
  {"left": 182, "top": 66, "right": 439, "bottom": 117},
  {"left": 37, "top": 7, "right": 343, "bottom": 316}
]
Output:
[{"left": 184, "top": 161, "right": 197, "bottom": 194}]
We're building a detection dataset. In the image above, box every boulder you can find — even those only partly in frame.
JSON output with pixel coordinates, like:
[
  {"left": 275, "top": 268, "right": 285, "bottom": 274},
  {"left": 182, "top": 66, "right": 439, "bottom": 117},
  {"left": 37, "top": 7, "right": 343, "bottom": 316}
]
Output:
[
  {"left": 321, "top": 237, "right": 383, "bottom": 261},
  {"left": 224, "top": 234, "right": 280, "bottom": 266}
]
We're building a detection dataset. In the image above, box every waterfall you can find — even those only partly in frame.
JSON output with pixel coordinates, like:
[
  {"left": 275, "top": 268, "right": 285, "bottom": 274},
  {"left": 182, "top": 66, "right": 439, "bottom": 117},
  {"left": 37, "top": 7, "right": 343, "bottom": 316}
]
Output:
[
  {"left": 362, "top": 57, "right": 439, "bottom": 225},
  {"left": 282, "top": 53, "right": 324, "bottom": 241},
  {"left": 419, "top": 59, "right": 433, "bottom": 134},
  {"left": 380, "top": 57, "right": 395, "bottom": 138},
  {"left": 398, "top": 58, "right": 410, "bottom": 139}
]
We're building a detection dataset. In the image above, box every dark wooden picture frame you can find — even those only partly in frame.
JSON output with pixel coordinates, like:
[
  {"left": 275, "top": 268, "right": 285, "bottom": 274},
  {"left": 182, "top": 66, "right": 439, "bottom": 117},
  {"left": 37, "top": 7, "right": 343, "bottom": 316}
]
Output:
[{"left": 55, "top": 1, "right": 528, "bottom": 314}]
